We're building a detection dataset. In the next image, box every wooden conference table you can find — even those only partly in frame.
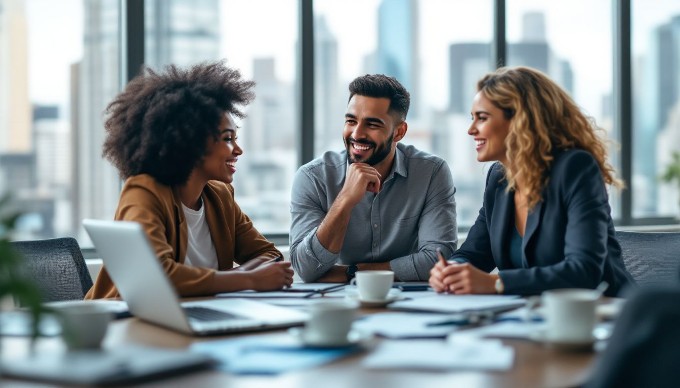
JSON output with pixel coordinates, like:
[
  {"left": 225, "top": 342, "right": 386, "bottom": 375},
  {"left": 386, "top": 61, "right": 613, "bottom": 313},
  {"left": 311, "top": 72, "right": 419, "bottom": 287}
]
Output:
[{"left": 1, "top": 300, "right": 599, "bottom": 388}]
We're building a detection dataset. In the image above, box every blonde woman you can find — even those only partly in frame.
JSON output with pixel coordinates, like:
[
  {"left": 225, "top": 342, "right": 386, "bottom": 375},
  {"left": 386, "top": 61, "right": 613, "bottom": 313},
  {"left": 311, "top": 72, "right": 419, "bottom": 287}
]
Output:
[{"left": 429, "top": 66, "right": 633, "bottom": 297}]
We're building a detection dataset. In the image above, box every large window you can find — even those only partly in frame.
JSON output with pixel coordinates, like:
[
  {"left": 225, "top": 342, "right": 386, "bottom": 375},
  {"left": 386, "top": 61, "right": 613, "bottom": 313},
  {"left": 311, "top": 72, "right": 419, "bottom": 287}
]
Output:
[
  {"left": 313, "top": 0, "right": 494, "bottom": 226},
  {"left": 506, "top": 0, "right": 617, "bottom": 216},
  {"left": 632, "top": 0, "right": 680, "bottom": 218},
  {"left": 0, "top": 0, "right": 120, "bottom": 242},
  {"left": 2, "top": 1, "right": 678, "bottom": 245},
  {"left": 143, "top": 0, "right": 298, "bottom": 235}
]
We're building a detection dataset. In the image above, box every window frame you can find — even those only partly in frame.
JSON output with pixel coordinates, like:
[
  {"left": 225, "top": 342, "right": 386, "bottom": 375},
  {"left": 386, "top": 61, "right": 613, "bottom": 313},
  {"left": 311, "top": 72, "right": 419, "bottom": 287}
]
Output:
[{"left": 120, "top": 0, "right": 677, "bottom": 240}]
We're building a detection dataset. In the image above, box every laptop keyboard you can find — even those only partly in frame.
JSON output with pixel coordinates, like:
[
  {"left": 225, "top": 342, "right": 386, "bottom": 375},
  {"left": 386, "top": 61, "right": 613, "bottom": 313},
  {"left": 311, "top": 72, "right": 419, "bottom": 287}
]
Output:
[{"left": 184, "top": 306, "right": 242, "bottom": 322}]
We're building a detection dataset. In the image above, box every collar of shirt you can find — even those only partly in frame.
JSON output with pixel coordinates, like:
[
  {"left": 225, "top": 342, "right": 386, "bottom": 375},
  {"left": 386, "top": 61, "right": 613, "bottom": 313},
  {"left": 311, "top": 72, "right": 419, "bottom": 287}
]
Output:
[{"left": 344, "top": 144, "right": 409, "bottom": 182}]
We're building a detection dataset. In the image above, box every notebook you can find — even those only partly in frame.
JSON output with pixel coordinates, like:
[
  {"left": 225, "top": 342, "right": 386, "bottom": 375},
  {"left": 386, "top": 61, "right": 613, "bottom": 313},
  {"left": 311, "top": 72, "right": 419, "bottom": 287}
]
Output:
[{"left": 83, "top": 219, "right": 308, "bottom": 336}]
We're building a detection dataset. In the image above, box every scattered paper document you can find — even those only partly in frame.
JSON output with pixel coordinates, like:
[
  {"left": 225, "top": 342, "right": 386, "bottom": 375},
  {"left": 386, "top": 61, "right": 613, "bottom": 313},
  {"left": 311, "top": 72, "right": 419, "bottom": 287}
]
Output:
[
  {"left": 353, "top": 312, "right": 462, "bottom": 338},
  {"left": 362, "top": 339, "right": 514, "bottom": 371},
  {"left": 192, "top": 333, "right": 360, "bottom": 374},
  {"left": 389, "top": 294, "right": 525, "bottom": 314},
  {"left": 217, "top": 283, "right": 346, "bottom": 299},
  {"left": 453, "top": 321, "right": 545, "bottom": 339}
]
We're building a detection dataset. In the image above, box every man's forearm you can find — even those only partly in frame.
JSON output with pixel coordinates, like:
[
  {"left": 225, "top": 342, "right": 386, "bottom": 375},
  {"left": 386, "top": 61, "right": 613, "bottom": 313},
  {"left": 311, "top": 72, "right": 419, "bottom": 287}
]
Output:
[
  {"left": 315, "top": 262, "right": 392, "bottom": 283},
  {"left": 315, "top": 266, "right": 349, "bottom": 283},
  {"left": 358, "top": 262, "right": 392, "bottom": 271},
  {"left": 315, "top": 195, "right": 353, "bottom": 253}
]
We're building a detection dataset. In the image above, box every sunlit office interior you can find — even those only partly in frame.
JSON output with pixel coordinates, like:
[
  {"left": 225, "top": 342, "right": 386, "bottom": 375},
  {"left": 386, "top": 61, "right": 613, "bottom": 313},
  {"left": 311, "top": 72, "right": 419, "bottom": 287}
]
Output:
[
  {"left": 2, "top": 0, "right": 679, "bottom": 245},
  {"left": 2, "top": 0, "right": 680, "bottom": 386}
]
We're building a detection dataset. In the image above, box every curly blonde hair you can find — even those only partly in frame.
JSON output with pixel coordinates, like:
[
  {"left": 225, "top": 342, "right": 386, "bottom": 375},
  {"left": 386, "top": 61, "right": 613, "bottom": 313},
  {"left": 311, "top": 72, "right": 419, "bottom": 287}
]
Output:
[{"left": 476, "top": 66, "right": 623, "bottom": 209}]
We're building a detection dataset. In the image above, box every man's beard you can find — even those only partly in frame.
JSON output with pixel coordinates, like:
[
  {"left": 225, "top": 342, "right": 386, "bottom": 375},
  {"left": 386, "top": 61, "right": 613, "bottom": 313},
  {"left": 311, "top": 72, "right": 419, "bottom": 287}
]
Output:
[{"left": 345, "top": 132, "right": 394, "bottom": 166}]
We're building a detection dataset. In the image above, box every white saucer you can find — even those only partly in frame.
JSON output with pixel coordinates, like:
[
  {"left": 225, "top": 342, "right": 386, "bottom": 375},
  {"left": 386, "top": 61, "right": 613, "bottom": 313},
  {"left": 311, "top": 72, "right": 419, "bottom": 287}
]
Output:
[
  {"left": 288, "top": 327, "right": 373, "bottom": 348},
  {"left": 347, "top": 289, "right": 403, "bottom": 308},
  {"left": 530, "top": 330, "right": 596, "bottom": 351}
]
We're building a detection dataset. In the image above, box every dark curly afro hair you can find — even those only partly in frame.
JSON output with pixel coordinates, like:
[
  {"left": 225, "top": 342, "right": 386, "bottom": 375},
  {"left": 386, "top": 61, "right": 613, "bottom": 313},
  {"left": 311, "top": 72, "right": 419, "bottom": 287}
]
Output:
[{"left": 102, "top": 60, "right": 255, "bottom": 186}]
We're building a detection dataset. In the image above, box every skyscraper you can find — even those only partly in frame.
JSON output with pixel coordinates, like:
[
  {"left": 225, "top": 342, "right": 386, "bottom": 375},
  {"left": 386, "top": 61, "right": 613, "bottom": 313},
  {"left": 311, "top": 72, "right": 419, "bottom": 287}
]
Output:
[
  {"left": 448, "top": 43, "right": 491, "bottom": 114},
  {"left": 145, "top": 0, "right": 221, "bottom": 68},
  {"left": 314, "top": 15, "right": 343, "bottom": 153},
  {"left": 72, "top": 0, "right": 121, "bottom": 236},
  {"left": 376, "top": 0, "right": 420, "bottom": 118},
  {"left": 448, "top": 11, "right": 573, "bottom": 115},
  {"left": 638, "top": 15, "right": 680, "bottom": 214},
  {"left": 73, "top": 0, "right": 221, "bottom": 236},
  {"left": 0, "top": 0, "right": 31, "bottom": 154}
]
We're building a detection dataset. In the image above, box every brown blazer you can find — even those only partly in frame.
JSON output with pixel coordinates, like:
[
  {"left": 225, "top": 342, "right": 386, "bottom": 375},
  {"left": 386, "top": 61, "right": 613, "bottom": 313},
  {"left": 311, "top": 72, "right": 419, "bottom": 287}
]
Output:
[{"left": 85, "top": 174, "right": 281, "bottom": 299}]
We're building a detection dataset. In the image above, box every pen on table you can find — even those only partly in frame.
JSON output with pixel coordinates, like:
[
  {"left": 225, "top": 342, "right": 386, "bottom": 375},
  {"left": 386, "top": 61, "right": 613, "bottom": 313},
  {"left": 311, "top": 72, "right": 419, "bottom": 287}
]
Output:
[
  {"left": 436, "top": 247, "right": 448, "bottom": 266},
  {"left": 263, "top": 256, "right": 284, "bottom": 264},
  {"left": 302, "top": 283, "right": 346, "bottom": 298}
]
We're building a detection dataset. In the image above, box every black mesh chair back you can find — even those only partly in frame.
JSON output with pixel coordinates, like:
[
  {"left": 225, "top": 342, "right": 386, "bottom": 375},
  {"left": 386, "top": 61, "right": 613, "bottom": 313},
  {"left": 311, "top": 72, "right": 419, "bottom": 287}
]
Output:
[
  {"left": 11, "top": 237, "right": 93, "bottom": 303},
  {"left": 615, "top": 231, "right": 680, "bottom": 287}
]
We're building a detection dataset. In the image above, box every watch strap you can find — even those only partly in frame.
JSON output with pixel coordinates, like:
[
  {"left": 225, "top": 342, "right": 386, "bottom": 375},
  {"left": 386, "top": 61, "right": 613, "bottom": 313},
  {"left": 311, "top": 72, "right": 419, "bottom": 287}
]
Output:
[{"left": 346, "top": 264, "right": 358, "bottom": 282}]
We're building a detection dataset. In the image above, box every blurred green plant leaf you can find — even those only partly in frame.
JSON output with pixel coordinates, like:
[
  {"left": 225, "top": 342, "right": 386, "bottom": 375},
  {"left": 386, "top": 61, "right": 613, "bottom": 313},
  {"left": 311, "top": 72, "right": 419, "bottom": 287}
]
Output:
[{"left": 0, "top": 193, "right": 46, "bottom": 341}]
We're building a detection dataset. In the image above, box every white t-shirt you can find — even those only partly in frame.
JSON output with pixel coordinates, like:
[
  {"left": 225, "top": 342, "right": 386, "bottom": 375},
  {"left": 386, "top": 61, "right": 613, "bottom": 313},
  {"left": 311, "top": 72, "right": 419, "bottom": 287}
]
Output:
[{"left": 182, "top": 200, "right": 218, "bottom": 269}]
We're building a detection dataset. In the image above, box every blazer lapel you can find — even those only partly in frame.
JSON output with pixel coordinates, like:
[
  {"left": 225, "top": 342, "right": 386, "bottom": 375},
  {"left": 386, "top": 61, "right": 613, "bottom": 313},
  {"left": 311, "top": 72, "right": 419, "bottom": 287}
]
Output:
[
  {"left": 490, "top": 185, "right": 514, "bottom": 269},
  {"left": 523, "top": 200, "right": 544, "bottom": 266}
]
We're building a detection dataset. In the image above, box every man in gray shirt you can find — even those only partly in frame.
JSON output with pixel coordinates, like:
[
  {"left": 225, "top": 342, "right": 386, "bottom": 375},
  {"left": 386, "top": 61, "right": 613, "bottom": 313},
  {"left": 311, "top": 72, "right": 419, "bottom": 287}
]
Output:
[{"left": 290, "top": 74, "right": 457, "bottom": 283}]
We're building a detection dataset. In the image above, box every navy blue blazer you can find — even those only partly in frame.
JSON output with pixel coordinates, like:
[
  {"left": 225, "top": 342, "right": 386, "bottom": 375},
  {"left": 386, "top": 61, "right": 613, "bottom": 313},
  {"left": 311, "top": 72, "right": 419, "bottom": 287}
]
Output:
[{"left": 451, "top": 149, "right": 634, "bottom": 296}]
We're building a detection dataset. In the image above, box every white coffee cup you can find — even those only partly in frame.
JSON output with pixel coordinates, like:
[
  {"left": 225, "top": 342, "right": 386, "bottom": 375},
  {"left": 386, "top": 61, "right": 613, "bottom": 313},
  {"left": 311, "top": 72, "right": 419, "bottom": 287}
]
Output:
[
  {"left": 542, "top": 289, "right": 599, "bottom": 343},
  {"left": 350, "top": 270, "right": 394, "bottom": 301},
  {"left": 55, "top": 302, "right": 113, "bottom": 350},
  {"left": 304, "top": 300, "right": 358, "bottom": 345}
]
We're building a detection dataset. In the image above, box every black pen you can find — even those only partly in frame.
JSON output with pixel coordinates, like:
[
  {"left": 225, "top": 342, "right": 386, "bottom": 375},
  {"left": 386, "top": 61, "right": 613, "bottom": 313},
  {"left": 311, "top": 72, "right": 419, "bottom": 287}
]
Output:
[
  {"left": 262, "top": 256, "right": 284, "bottom": 264},
  {"left": 436, "top": 247, "right": 448, "bottom": 266},
  {"left": 302, "top": 283, "right": 346, "bottom": 298}
]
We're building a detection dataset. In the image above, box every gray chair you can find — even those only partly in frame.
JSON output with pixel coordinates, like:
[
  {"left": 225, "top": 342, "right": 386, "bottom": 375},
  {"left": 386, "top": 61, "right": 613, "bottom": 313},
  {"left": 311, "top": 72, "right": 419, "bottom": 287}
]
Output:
[
  {"left": 11, "top": 237, "right": 93, "bottom": 303},
  {"left": 615, "top": 230, "right": 680, "bottom": 287}
]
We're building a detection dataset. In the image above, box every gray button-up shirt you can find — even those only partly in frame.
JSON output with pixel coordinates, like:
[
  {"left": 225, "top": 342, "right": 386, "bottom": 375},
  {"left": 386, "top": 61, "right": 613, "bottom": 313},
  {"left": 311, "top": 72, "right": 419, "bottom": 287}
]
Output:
[{"left": 289, "top": 143, "right": 458, "bottom": 282}]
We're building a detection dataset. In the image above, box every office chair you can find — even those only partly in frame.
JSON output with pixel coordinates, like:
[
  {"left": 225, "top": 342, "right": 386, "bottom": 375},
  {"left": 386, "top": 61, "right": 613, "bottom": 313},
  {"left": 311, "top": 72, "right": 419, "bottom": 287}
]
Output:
[
  {"left": 615, "top": 230, "right": 680, "bottom": 287},
  {"left": 11, "top": 237, "right": 93, "bottom": 303}
]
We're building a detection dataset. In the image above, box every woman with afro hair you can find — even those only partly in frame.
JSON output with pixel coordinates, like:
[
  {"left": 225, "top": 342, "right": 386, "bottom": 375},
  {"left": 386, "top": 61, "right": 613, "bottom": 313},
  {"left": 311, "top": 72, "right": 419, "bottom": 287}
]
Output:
[{"left": 85, "top": 61, "right": 294, "bottom": 298}]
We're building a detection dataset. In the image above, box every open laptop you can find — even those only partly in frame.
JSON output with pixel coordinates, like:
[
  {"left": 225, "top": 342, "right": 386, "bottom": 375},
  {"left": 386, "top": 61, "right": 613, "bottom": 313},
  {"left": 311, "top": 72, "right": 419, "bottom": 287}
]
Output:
[{"left": 83, "top": 219, "right": 307, "bottom": 336}]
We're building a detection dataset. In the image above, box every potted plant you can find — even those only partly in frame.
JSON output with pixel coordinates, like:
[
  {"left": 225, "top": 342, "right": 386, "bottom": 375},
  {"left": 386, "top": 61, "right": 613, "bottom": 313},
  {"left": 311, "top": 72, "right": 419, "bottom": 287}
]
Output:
[{"left": 0, "top": 194, "right": 45, "bottom": 340}]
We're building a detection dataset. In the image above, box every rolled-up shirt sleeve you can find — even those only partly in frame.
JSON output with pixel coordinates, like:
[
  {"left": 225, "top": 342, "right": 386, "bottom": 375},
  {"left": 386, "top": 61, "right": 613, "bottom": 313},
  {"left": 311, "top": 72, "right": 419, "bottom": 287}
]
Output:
[{"left": 290, "top": 146, "right": 458, "bottom": 283}]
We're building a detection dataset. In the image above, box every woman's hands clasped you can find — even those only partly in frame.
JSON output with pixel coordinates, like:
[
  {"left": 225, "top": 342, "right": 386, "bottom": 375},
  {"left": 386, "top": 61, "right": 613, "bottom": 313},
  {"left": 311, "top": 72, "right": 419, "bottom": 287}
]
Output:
[{"left": 429, "top": 253, "right": 497, "bottom": 294}]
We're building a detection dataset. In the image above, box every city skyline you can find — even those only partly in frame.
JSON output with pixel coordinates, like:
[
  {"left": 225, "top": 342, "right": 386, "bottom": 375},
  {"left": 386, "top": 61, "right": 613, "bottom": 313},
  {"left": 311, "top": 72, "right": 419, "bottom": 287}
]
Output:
[{"left": 2, "top": 0, "right": 680, "bottom": 240}]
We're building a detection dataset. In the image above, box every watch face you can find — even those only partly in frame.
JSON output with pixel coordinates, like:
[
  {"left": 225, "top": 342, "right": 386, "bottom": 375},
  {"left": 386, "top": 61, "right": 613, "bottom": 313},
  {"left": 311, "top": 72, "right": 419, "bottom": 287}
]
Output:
[{"left": 495, "top": 278, "right": 503, "bottom": 294}]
